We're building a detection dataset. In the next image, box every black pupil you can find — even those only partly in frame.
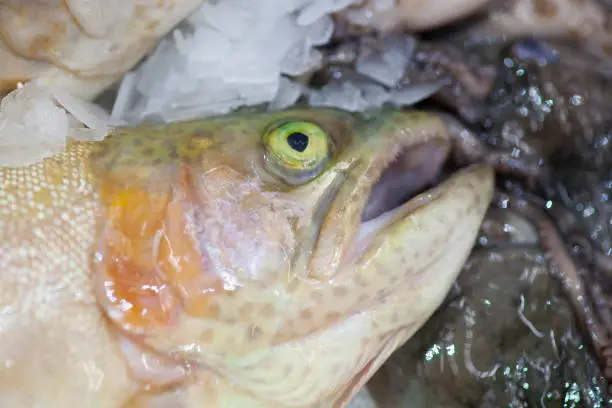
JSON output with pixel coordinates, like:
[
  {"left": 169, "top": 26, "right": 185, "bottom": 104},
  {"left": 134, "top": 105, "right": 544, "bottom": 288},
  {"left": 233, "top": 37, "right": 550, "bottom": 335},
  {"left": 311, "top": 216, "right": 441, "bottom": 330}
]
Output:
[{"left": 287, "top": 132, "right": 309, "bottom": 153}]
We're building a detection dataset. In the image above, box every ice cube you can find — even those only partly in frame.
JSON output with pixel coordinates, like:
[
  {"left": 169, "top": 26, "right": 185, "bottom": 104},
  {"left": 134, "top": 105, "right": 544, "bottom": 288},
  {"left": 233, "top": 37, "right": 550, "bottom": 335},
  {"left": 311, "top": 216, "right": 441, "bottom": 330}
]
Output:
[
  {"left": 189, "top": 28, "right": 231, "bottom": 62},
  {"left": 135, "top": 38, "right": 176, "bottom": 96},
  {"left": 280, "top": 37, "right": 315, "bottom": 76},
  {"left": 269, "top": 77, "right": 303, "bottom": 110},
  {"left": 196, "top": 0, "right": 253, "bottom": 39},
  {"left": 356, "top": 56, "right": 397, "bottom": 87},
  {"left": 388, "top": 83, "right": 442, "bottom": 107},
  {"left": 297, "top": 0, "right": 332, "bottom": 26},
  {"left": 302, "top": 14, "right": 334, "bottom": 46},
  {"left": 359, "top": 83, "right": 390, "bottom": 106},
  {"left": 308, "top": 82, "right": 366, "bottom": 111},
  {"left": 172, "top": 28, "right": 192, "bottom": 56},
  {"left": 241, "top": 78, "right": 280, "bottom": 105},
  {"left": 0, "top": 83, "right": 69, "bottom": 166},
  {"left": 380, "top": 36, "right": 412, "bottom": 74},
  {"left": 111, "top": 72, "right": 137, "bottom": 120},
  {"left": 297, "top": 0, "right": 357, "bottom": 26},
  {"left": 356, "top": 36, "right": 412, "bottom": 87}
]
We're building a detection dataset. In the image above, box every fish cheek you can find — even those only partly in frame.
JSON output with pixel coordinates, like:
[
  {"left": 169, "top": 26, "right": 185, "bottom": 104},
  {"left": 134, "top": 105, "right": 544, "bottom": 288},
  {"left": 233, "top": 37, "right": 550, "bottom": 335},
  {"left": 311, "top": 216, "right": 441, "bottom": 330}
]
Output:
[
  {"left": 92, "top": 167, "right": 228, "bottom": 335},
  {"left": 93, "top": 162, "right": 302, "bottom": 337}
]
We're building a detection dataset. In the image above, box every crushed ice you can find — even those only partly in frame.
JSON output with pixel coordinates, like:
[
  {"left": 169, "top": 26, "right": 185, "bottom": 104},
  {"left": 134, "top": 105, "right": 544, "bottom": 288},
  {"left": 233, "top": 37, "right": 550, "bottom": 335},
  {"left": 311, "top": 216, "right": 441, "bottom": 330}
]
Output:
[
  {"left": 0, "top": 82, "right": 122, "bottom": 167},
  {"left": 111, "top": 1, "right": 443, "bottom": 123},
  {"left": 111, "top": 0, "right": 361, "bottom": 124}
]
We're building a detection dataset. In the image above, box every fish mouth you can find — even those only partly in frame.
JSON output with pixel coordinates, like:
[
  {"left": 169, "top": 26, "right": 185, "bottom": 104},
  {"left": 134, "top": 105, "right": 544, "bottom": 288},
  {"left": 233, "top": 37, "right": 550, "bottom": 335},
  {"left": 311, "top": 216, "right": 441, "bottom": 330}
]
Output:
[
  {"left": 351, "top": 132, "right": 455, "bottom": 255},
  {"left": 360, "top": 137, "right": 452, "bottom": 223}
]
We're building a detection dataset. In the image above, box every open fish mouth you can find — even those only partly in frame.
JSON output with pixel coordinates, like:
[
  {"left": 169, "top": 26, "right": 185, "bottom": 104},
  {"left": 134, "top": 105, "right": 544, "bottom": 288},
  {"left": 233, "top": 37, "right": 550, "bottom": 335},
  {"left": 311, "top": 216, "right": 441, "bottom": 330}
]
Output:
[
  {"left": 361, "top": 137, "right": 451, "bottom": 222},
  {"left": 351, "top": 115, "right": 460, "bottom": 256}
]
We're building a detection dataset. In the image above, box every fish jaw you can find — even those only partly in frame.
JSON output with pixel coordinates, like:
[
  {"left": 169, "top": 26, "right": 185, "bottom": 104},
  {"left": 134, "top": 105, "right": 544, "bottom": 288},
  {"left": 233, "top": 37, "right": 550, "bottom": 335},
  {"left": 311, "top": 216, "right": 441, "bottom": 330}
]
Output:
[
  {"left": 331, "top": 163, "right": 495, "bottom": 406},
  {"left": 348, "top": 163, "right": 495, "bottom": 330}
]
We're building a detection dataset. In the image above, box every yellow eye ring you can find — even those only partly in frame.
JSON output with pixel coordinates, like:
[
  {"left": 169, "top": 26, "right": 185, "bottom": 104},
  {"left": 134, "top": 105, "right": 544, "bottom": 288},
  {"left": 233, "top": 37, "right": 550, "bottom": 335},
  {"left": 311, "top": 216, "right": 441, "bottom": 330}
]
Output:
[{"left": 263, "top": 120, "right": 330, "bottom": 184}]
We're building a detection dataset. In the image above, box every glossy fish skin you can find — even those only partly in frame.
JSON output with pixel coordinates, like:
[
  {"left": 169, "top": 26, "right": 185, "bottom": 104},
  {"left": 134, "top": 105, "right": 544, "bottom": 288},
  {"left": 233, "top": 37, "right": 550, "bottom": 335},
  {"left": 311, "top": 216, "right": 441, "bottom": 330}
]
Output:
[{"left": 0, "top": 108, "right": 494, "bottom": 407}]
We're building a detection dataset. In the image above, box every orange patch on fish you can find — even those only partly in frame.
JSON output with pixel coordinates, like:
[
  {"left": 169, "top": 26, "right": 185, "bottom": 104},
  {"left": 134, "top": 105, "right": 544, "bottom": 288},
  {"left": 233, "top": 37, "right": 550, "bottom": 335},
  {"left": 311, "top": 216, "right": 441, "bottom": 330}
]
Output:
[{"left": 95, "top": 168, "right": 228, "bottom": 334}]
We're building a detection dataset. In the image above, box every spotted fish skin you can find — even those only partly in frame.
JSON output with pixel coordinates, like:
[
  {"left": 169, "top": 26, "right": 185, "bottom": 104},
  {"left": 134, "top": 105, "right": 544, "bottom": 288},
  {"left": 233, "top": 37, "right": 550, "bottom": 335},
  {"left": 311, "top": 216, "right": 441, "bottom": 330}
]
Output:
[{"left": 0, "top": 108, "right": 494, "bottom": 407}]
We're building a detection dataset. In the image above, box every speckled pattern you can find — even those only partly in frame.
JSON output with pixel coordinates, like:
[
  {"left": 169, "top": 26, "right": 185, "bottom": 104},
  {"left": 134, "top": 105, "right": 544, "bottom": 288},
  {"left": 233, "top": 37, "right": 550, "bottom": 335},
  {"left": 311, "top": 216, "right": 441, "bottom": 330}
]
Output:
[
  {"left": 0, "top": 142, "right": 134, "bottom": 407},
  {"left": 0, "top": 108, "right": 494, "bottom": 408}
]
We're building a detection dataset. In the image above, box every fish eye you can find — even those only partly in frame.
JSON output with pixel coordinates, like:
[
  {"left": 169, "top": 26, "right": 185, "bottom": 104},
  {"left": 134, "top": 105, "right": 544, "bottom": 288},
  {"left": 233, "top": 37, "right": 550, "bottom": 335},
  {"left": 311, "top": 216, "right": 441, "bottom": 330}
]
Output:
[{"left": 262, "top": 120, "right": 330, "bottom": 185}]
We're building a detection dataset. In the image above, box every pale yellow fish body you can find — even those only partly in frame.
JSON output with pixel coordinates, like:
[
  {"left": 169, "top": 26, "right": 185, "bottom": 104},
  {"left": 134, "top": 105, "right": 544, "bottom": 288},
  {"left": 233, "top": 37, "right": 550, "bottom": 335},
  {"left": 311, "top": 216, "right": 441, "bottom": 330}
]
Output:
[{"left": 0, "top": 108, "right": 493, "bottom": 407}]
